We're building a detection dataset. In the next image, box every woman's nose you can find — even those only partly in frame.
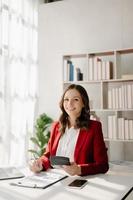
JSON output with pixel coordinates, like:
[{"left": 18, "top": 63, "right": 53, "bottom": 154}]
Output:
[{"left": 68, "top": 99, "right": 73, "bottom": 106}]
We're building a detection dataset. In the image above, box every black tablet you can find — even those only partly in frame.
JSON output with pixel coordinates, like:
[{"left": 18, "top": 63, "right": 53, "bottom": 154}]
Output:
[{"left": 50, "top": 156, "right": 70, "bottom": 166}]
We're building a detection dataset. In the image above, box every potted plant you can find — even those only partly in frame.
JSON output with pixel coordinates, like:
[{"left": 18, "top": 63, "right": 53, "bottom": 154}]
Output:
[{"left": 29, "top": 113, "right": 53, "bottom": 159}]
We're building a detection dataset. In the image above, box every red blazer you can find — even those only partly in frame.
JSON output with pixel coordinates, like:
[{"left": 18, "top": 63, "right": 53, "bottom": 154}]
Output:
[{"left": 40, "top": 120, "right": 109, "bottom": 176}]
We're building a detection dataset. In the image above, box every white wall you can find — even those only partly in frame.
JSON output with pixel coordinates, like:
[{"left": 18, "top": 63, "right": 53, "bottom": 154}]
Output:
[
  {"left": 38, "top": 0, "right": 133, "bottom": 160},
  {"left": 38, "top": 0, "right": 133, "bottom": 119}
]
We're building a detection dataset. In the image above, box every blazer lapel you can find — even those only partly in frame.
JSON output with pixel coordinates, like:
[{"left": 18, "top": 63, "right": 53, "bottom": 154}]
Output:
[
  {"left": 74, "top": 129, "right": 88, "bottom": 159},
  {"left": 52, "top": 130, "right": 61, "bottom": 155}
]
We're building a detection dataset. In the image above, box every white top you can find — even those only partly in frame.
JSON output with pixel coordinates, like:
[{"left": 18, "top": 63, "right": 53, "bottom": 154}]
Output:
[{"left": 56, "top": 127, "right": 80, "bottom": 162}]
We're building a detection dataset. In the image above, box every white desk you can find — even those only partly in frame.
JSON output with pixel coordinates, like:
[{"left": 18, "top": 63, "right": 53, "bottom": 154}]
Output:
[{"left": 0, "top": 165, "right": 133, "bottom": 200}]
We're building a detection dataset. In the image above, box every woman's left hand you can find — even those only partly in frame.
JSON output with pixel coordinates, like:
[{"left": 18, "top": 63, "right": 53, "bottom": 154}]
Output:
[{"left": 62, "top": 162, "right": 81, "bottom": 176}]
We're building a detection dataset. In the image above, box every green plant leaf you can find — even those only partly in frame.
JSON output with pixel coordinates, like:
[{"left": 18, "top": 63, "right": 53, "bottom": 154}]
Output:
[
  {"left": 29, "top": 113, "right": 53, "bottom": 158},
  {"left": 30, "top": 137, "right": 41, "bottom": 148}
]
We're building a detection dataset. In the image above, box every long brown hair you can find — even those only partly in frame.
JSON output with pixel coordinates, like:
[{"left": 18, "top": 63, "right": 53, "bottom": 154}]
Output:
[{"left": 59, "top": 84, "right": 90, "bottom": 134}]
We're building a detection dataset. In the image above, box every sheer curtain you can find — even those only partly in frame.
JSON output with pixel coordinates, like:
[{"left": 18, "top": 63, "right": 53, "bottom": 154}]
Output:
[{"left": 0, "top": 0, "right": 38, "bottom": 166}]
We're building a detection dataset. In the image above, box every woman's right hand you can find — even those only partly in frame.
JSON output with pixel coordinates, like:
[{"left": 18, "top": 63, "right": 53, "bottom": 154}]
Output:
[{"left": 29, "top": 159, "right": 43, "bottom": 173}]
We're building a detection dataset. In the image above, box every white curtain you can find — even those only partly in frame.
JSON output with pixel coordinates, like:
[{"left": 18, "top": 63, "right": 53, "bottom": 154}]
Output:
[{"left": 0, "top": 0, "right": 38, "bottom": 166}]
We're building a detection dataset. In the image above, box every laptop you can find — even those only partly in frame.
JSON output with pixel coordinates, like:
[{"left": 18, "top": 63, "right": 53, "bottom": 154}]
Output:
[{"left": 0, "top": 167, "right": 25, "bottom": 180}]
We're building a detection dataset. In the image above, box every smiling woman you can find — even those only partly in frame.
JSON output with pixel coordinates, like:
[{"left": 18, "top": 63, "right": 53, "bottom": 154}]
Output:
[
  {"left": 30, "top": 84, "right": 109, "bottom": 176},
  {"left": 0, "top": 0, "right": 39, "bottom": 166},
  {"left": 63, "top": 88, "right": 84, "bottom": 127}
]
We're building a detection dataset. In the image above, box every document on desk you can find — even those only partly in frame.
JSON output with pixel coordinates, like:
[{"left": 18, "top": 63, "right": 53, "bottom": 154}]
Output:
[
  {"left": 0, "top": 167, "right": 24, "bottom": 180},
  {"left": 10, "top": 169, "right": 68, "bottom": 189}
]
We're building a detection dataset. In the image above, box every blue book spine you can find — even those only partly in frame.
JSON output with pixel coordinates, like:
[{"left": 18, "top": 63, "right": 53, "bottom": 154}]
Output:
[{"left": 68, "top": 61, "right": 74, "bottom": 81}]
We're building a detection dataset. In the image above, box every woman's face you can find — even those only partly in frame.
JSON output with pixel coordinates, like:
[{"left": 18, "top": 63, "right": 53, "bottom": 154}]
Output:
[{"left": 63, "top": 89, "right": 84, "bottom": 118}]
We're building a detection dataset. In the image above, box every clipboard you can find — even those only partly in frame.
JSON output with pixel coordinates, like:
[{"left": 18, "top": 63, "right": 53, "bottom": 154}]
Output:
[{"left": 10, "top": 170, "right": 68, "bottom": 189}]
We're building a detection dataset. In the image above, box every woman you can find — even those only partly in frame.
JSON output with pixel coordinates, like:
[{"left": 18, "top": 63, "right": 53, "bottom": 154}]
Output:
[{"left": 30, "top": 84, "right": 109, "bottom": 176}]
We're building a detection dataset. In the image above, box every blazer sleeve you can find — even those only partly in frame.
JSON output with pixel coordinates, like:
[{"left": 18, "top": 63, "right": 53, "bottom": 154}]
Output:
[
  {"left": 39, "top": 122, "right": 59, "bottom": 170},
  {"left": 80, "top": 121, "right": 109, "bottom": 176}
]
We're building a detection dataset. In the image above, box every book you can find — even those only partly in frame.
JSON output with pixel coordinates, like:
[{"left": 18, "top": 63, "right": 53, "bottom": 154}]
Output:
[
  {"left": 0, "top": 167, "right": 24, "bottom": 180},
  {"left": 102, "top": 61, "right": 106, "bottom": 80},
  {"left": 10, "top": 169, "right": 68, "bottom": 189},
  {"left": 124, "top": 119, "right": 129, "bottom": 140},
  {"left": 106, "top": 61, "right": 113, "bottom": 79},
  {"left": 88, "top": 57, "right": 93, "bottom": 80},
  {"left": 129, "top": 120, "right": 133, "bottom": 140},
  {"left": 108, "top": 115, "right": 113, "bottom": 139},
  {"left": 63, "top": 59, "right": 69, "bottom": 82},
  {"left": 97, "top": 60, "right": 102, "bottom": 80},
  {"left": 68, "top": 61, "right": 74, "bottom": 81}
]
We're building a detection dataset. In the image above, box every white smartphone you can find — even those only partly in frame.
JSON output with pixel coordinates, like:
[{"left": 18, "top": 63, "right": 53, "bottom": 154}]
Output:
[{"left": 68, "top": 179, "right": 88, "bottom": 189}]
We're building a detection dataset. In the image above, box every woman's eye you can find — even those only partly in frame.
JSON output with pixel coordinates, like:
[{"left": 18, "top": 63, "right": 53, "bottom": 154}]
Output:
[{"left": 74, "top": 98, "right": 79, "bottom": 101}]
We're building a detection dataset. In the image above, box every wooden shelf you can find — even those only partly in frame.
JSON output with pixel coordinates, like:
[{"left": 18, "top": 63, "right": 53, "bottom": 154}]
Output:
[{"left": 62, "top": 48, "right": 133, "bottom": 142}]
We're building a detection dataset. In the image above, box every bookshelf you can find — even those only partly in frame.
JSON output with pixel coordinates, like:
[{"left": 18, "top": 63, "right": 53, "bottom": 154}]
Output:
[{"left": 62, "top": 48, "right": 133, "bottom": 160}]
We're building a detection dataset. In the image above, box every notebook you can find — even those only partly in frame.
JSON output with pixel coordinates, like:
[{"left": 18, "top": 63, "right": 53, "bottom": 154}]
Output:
[{"left": 0, "top": 167, "right": 25, "bottom": 180}]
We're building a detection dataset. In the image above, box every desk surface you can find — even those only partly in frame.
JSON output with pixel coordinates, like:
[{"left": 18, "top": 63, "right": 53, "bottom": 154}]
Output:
[{"left": 0, "top": 165, "right": 133, "bottom": 200}]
